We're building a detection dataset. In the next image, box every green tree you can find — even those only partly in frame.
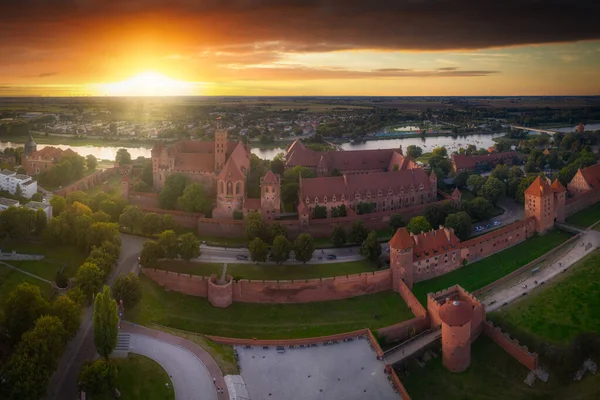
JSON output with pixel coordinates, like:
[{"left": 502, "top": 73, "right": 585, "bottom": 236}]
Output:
[
  {"left": 406, "top": 216, "right": 432, "bottom": 234},
  {"left": 432, "top": 147, "right": 448, "bottom": 158},
  {"left": 330, "top": 225, "right": 346, "bottom": 247},
  {"left": 119, "top": 205, "right": 144, "bottom": 233},
  {"left": 140, "top": 240, "right": 164, "bottom": 267},
  {"left": 480, "top": 176, "right": 505, "bottom": 203},
  {"left": 93, "top": 286, "right": 119, "bottom": 359},
  {"left": 159, "top": 174, "right": 188, "bottom": 209},
  {"left": 466, "top": 175, "right": 486, "bottom": 195},
  {"left": 313, "top": 205, "right": 327, "bottom": 219},
  {"left": 76, "top": 262, "right": 104, "bottom": 301},
  {"left": 91, "top": 211, "right": 112, "bottom": 223},
  {"left": 142, "top": 212, "right": 163, "bottom": 236},
  {"left": 112, "top": 273, "right": 142, "bottom": 309},
  {"left": 15, "top": 183, "right": 23, "bottom": 198},
  {"left": 293, "top": 233, "right": 315, "bottom": 264},
  {"left": 178, "top": 183, "right": 211, "bottom": 214},
  {"left": 490, "top": 164, "right": 510, "bottom": 181},
  {"left": 245, "top": 213, "right": 269, "bottom": 242},
  {"left": 31, "top": 192, "right": 43, "bottom": 202},
  {"left": 248, "top": 237, "right": 268, "bottom": 262},
  {"left": 406, "top": 145, "right": 423, "bottom": 158},
  {"left": 424, "top": 204, "right": 449, "bottom": 228},
  {"left": 463, "top": 197, "right": 493, "bottom": 220},
  {"left": 270, "top": 235, "right": 291, "bottom": 264},
  {"left": 86, "top": 154, "right": 98, "bottom": 171},
  {"left": 115, "top": 148, "right": 132, "bottom": 165},
  {"left": 178, "top": 232, "right": 201, "bottom": 261},
  {"left": 87, "top": 222, "right": 119, "bottom": 250},
  {"left": 66, "top": 190, "right": 91, "bottom": 206},
  {"left": 34, "top": 208, "right": 47, "bottom": 234},
  {"left": 2, "top": 283, "right": 49, "bottom": 344},
  {"left": 162, "top": 214, "right": 177, "bottom": 231},
  {"left": 50, "top": 195, "right": 66, "bottom": 217},
  {"left": 51, "top": 295, "right": 82, "bottom": 339},
  {"left": 350, "top": 219, "right": 369, "bottom": 243},
  {"left": 87, "top": 246, "right": 115, "bottom": 277},
  {"left": 360, "top": 231, "right": 381, "bottom": 261},
  {"left": 270, "top": 221, "right": 287, "bottom": 240},
  {"left": 157, "top": 230, "right": 179, "bottom": 259},
  {"left": 444, "top": 212, "right": 473, "bottom": 241},
  {"left": 516, "top": 175, "right": 540, "bottom": 203},
  {"left": 388, "top": 214, "right": 405, "bottom": 232},
  {"left": 78, "top": 358, "right": 118, "bottom": 396}
]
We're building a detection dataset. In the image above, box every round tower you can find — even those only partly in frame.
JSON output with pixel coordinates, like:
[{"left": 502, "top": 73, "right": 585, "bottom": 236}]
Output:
[
  {"left": 439, "top": 300, "right": 473, "bottom": 373},
  {"left": 24, "top": 133, "right": 37, "bottom": 156}
]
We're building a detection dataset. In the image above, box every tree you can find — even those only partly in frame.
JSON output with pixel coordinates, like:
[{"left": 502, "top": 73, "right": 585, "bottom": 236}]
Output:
[
  {"left": 516, "top": 175, "right": 540, "bottom": 203},
  {"left": 112, "top": 273, "right": 142, "bottom": 309},
  {"left": 388, "top": 214, "right": 405, "bottom": 232},
  {"left": 490, "top": 164, "right": 509, "bottom": 181},
  {"left": 454, "top": 171, "right": 470, "bottom": 188},
  {"left": 66, "top": 190, "right": 91, "bottom": 206},
  {"left": 444, "top": 212, "right": 473, "bottom": 241},
  {"left": 15, "top": 183, "right": 23, "bottom": 197},
  {"left": 406, "top": 216, "right": 432, "bottom": 234},
  {"left": 87, "top": 222, "right": 119, "bottom": 250},
  {"left": 178, "top": 183, "right": 211, "bottom": 214},
  {"left": 78, "top": 358, "right": 118, "bottom": 396},
  {"left": 432, "top": 147, "right": 448, "bottom": 158},
  {"left": 406, "top": 145, "right": 423, "bottom": 158},
  {"left": 93, "top": 286, "right": 119, "bottom": 359},
  {"left": 50, "top": 195, "right": 67, "bottom": 216},
  {"left": 34, "top": 208, "right": 47, "bottom": 234},
  {"left": 157, "top": 230, "right": 179, "bottom": 259},
  {"left": 159, "top": 174, "right": 188, "bottom": 209},
  {"left": 86, "top": 154, "right": 98, "bottom": 171},
  {"left": 463, "top": 197, "right": 493, "bottom": 220},
  {"left": 51, "top": 295, "right": 82, "bottom": 339},
  {"left": 330, "top": 225, "right": 347, "bottom": 247},
  {"left": 424, "top": 204, "right": 449, "bottom": 228},
  {"left": 466, "top": 175, "right": 486, "bottom": 195},
  {"left": 91, "top": 210, "right": 112, "bottom": 223},
  {"left": 248, "top": 237, "right": 268, "bottom": 262},
  {"left": 140, "top": 240, "right": 164, "bottom": 267},
  {"left": 178, "top": 232, "right": 201, "bottom": 261},
  {"left": 31, "top": 192, "right": 43, "bottom": 202},
  {"left": 480, "top": 176, "right": 505, "bottom": 204},
  {"left": 350, "top": 219, "right": 369, "bottom": 243},
  {"left": 313, "top": 205, "right": 327, "bottom": 219},
  {"left": 119, "top": 205, "right": 144, "bottom": 233},
  {"left": 270, "top": 235, "right": 292, "bottom": 264},
  {"left": 3, "top": 283, "right": 49, "bottom": 344},
  {"left": 115, "top": 148, "right": 131, "bottom": 165},
  {"left": 76, "top": 262, "right": 104, "bottom": 301},
  {"left": 360, "top": 231, "right": 381, "bottom": 261},
  {"left": 162, "top": 214, "right": 177, "bottom": 231},
  {"left": 270, "top": 221, "right": 287, "bottom": 240},
  {"left": 142, "top": 212, "right": 163, "bottom": 236},
  {"left": 245, "top": 213, "right": 269, "bottom": 242},
  {"left": 87, "top": 246, "right": 115, "bottom": 277},
  {"left": 293, "top": 233, "right": 315, "bottom": 264},
  {"left": 270, "top": 158, "right": 285, "bottom": 176}
]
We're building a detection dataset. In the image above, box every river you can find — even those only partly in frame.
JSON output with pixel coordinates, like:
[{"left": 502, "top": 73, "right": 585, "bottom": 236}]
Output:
[{"left": 2, "top": 123, "right": 598, "bottom": 161}]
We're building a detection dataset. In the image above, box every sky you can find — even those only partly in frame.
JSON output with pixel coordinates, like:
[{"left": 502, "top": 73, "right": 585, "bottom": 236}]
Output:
[{"left": 1, "top": 0, "right": 599, "bottom": 96}]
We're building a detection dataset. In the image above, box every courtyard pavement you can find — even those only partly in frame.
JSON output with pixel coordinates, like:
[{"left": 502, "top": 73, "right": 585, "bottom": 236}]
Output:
[{"left": 236, "top": 339, "right": 398, "bottom": 400}]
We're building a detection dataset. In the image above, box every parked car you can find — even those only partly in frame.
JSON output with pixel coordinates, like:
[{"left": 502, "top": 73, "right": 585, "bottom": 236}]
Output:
[
  {"left": 326, "top": 254, "right": 337, "bottom": 260},
  {"left": 236, "top": 255, "right": 248, "bottom": 260},
  {"left": 485, "top": 224, "right": 492, "bottom": 229},
  {"left": 492, "top": 220, "right": 501, "bottom": 226}
]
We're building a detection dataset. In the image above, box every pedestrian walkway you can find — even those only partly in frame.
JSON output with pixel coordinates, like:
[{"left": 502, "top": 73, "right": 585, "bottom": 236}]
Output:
[
  {"left": 121, "top": 322, "right": 228, "bottom": 400},
  {"left": 384, "top": 330, "right": 442, "bottom": 365}
]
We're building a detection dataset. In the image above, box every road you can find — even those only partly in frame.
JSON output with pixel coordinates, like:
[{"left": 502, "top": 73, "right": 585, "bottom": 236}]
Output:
[
  {"left": 470, "top": 197, "right": 524, "bottom": 237},
  {"left": 45, "top": 234, "right": 146, "bottom": 400}
]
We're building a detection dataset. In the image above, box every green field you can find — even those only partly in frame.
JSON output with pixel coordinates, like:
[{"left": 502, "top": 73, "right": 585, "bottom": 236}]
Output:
[
  {"left": 411, "top": 230, "right": 572, "bottom": 305},
  {"left": 566, "top": 202, "right": 600, "bottom": 229},
  {"left": 129, "top": 275, "right": 413, "bottom": 339},
  {"left": 489, "top": 249, "right": 600, "bottom": 345},
  {"left": 85, "top": 172, "right": 124, "bottom": 196},
  {"left": 94, "top": 354, "right": 174, "bottom": 400},
  {"left": 401, "top": 335, "right": 600, "bottom": 400},
  {"left": 154, "top": 259, "right": 383, "bottom": 281},
  {"left": 0, "top": 264, "right": 53, "bottom": 307}
]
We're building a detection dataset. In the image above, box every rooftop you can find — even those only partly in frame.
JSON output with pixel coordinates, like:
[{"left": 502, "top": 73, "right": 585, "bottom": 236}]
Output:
[
  {"left": 0, "top": 169, "right": 15, "bottom": 176},
  {"left": 0, "top": 197, "right": 20, "bottom": 207},
  {"left": 439, "top": 300, "right": 474, "bottom": 327},
  {"left": 25, "top": 201, "right": 50, "bottom": 210}
]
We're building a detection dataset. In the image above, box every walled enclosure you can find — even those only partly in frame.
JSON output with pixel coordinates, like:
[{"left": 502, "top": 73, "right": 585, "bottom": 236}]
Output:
[
  {"left": 483, "top": 321, "right": 539, "bottom": 371},
  {"left": 54, "top": 167, "right": 121, "bottom": 197}
]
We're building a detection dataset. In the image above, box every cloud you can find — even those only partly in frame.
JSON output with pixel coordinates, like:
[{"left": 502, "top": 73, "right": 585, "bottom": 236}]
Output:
[
  {"left": 437, "top": 67, "right": 458, "bottom": 71},
  {"left": 560, "top": 54, "right": 580, "bottom": 62},
  {"left": 38, "top": 72, "right": 58, "bottom": 77}
]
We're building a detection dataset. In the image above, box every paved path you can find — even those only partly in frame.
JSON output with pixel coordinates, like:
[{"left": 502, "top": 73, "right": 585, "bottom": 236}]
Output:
[
  {"left": 0, "top": 260, "right": 52, "bottom": 283},
  {"left": 122, "top": 323, "right": 227, "bottom": 400},
  {"left": 482, "top": 229, "right": 600, "bottom": 312},
  {"left": 384, "top": 330, "right": 441, "bottom": 365}
]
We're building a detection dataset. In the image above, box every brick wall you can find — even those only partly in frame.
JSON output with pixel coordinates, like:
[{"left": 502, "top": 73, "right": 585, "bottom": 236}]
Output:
[
  {"left": 129, "top": 191, "right": 160, "bottom": 209},
  {"left": 426, "top": 285, "right": 485, "bottom": 340},
  {"left": 377, "top": 316, "right": 429, "bottom": 344},
  {"left": 396, "top": 279, "right": 427, "bottom": 318},
  {"left": 207, "top": 275, "right": 233, "bottom": 308},
  {"left": 565, "top": 188, "right": 600, "bottom": 217},
  {"left": 387, "top": 366, "right": 412, "bottom": 400},
  {"left": 142, "top": 269, "right": 208, "bottom": 296},
  {"left": 55, "top": 167, "right": 119, "bottom": 197},
  {"left": 483, "top": 321, "right": 539, "bottom": 370},
  {"left": 197, "top": 218, "right": 245, "bottom": 238}
]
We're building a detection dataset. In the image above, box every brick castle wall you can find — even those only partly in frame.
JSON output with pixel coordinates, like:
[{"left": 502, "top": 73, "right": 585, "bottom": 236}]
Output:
[
  {"left": 128, "top": 191, "right": 160, "bottom": 209},
  {"left": 565, "top": 188, "right": 600, "bottom": 218},
  {"left": 208, "top": 275, "right": 233, "bottom": 308},
  {"left": 142, "top": 269, "right": 209, "bottom": 297},
  {"left": 377, "top": 316, "right": 430, "bottom": 344},
  {"left": 483, "top": 321, "right": 539, "bottom": 371},
  {"left": 55, "top": 167, "right": 120, "bottom": 197},
  {"left": 427, "top": 285, "right": 485, "bottom": 340}
]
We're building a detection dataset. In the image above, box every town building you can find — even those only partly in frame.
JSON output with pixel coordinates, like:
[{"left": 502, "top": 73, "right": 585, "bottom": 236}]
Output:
[
  {"left": 0, "top": 197, "right": 20, "bottom": 211},
  {"left": 567, "top": 163, "right": 600, "bottom": 196},
  {"left": 21, "top": 142, "right": 78, "bottom": 175},
  {"left": 450, "top": 151, "right": 518, "bottom": 173},
  {"left": 24, "top": 201, "right": 52, "bottom": 221},
  {"left": 0, "top": 169, "right": 38, "bottom": 198},
  {"left": 524, "top": 176, "right": 566, "bottom": 233},
  {"left": 0, "top": 153, "right": 16, "bottom": 166},
  {"left": 577, "top": 123, "right": 585, "bottom": 133}
]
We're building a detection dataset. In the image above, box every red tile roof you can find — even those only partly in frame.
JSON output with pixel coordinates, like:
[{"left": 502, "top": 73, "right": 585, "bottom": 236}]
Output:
[
  {"left": 262, "top": 170, "right": 279, "bottom": 184},
  {"left": 551, "top": 179, "right": 566, "bottom": 192},
  {"left": 389, "top": 228, "right": 413, "bottom": 249},
  {"left": 524, "top": 176, "right": 552, "bottom": 197},
  {"left": 412, "top": 228, "right": 460, "bottom": 258},
  {"left": 451, "top": 151, "right": 517, "bottom": 171},
  {"left": 579, "top": 163, "right": 600, "bottom": 190},
  {"left": 439, "top": 300, "right": 474, "bottom": 327}
]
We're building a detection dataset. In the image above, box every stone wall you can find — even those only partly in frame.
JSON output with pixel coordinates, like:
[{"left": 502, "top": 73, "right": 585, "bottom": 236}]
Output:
[
  {"left": 377, "top": 316, "right": 430, "bottom": 344},
  {"left": 142, "top": 269, "right": 209, "bottom": 297},
  {"left": 483, "top": 321, "right": 539, "bottom": 370},
  {"left": 396, "top": 279, "right": 427, "bottom": 318},
  {"left": 565, "top": 188, "right": 600, "bottom": 217},
  {"left": 207, "top": 275, "right": 233, "bottom": 308},
  {"left": 197, "top": 218, "right": 245, "bottom": 238},
  {"left": 55, "top": 167, "right": 120, "bottom": 197},
  {"left": 427, "top": 285, "right": 485, "bottom": 340},
  {"left": 128, "top": 191, "right": 160, "bottom": 209}
]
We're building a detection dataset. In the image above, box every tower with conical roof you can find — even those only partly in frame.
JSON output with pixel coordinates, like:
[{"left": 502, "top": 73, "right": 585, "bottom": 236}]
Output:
[{"left": 24, "top": 132, "right": 37, "bottom": 156}]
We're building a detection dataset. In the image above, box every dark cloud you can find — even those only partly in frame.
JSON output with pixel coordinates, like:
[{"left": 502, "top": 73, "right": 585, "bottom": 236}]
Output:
[
  {"left": 38, "top": 72, "right": 58, "bottom": 77},
  {"left": 437, "top": 67, "right": 458, "bottom": 71},
  {"left": 0, "top": 0, "right": 598, "bottom": 53}
]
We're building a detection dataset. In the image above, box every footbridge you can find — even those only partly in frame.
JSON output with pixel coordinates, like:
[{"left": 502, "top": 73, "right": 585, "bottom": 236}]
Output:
[
  {"left": 510, "top": 125, "right": 559, "bottom": 135},
  {"left": 384, "top": 329, "right": 442, "bottom": 365}
]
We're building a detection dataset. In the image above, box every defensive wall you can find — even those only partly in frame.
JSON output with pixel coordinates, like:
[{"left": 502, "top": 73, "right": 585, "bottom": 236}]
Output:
[
  {"left": 483, "top": 321, "right": 539, "bottom": 370},
  {"left": 54, "top": 167, "right": 121, "bottom": 197},
  {"left": 426, "top": 285, "right": 485, "bottom": 340},
  {"left": 565, "top": 188, "right": 600, "bottom": 217}
]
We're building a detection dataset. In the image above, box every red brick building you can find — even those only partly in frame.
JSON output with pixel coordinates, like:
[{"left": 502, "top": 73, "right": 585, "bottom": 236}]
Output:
[
  {"left": 21, "top": 145, "right": 78, "bottom": 175},
  {"left": 567, "top": 163, "right": 600, "bottom": 196},
  {"left": 451, "top": 151, "right": 518, "bottom": 173},
  {"left": 524, "top": 176, "right": 566, "bottom": 233}
]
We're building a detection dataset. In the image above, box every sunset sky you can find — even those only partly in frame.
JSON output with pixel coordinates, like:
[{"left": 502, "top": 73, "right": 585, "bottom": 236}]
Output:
[{"left": 1, "top": 0, "right": 599, "bottom": 96}]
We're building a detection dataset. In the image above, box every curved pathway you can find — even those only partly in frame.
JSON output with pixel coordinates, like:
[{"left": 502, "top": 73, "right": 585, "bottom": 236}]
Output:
[{"left": 122, "top": 322, "right": 228, "bottom": 400}]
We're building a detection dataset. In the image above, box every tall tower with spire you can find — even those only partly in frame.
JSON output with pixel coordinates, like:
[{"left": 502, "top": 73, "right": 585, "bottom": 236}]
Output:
[
  {"left": 214, "top": 117, "right": 227, "bottom": 172},
  {"left": 24, "top": 132, "right": 37, "bottom": 156}
]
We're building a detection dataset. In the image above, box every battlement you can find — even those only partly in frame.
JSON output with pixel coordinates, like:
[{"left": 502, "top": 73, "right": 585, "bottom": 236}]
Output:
[{"left": 483, "top": 321, "right": 539, "bottom": 370}]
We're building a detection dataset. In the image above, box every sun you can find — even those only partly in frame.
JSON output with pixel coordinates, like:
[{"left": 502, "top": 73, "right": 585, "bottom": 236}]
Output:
[{"left": 94, "top": 71, "right": 197, "bottom": 96}]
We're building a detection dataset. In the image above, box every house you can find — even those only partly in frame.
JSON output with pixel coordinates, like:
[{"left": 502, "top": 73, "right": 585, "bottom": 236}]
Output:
[
  {"left": 24, "top": 201, "right": 52, "bottom": 221},
  {"left": 451, "top": 151, "right": 518, "bottom": 173},
  {"left": 0, "top": 197, "right": 20, "bottom": 211},
  {"left": 567, "top": 163, "right": 600, "bottom": 196}
]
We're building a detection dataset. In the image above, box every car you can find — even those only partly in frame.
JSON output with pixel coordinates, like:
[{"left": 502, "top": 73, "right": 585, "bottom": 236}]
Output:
[
  {"left": 236, "top": 255, "right": 248, "bottom": 260},
  {"left": 492, "top": 220, "right": 500, "bottom": 226},
  {"left": 485, "top": 224, "right": 492, "bottom": 229},
  {"left": 326, "top": 254, "right": 337, "bottom": 260}
]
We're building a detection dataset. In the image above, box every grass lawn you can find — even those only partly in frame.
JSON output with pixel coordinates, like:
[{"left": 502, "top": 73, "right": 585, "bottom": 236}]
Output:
[
  {"left": 401, "top": 335, "right": 600, "bottom": 400},
  {"left": 197, "top": 235, "right": 247, "bottom": 248},
  {"left": 0, "top": 264, "right": 53, "bottom": 307},
  {"left": 93, "top": 354, "right": 174, "bottom": 400},
  {"left": 153, "top": 260, "right": 384, "bottom": 281},
  {"left": 411, "top": 230, "right": 572, "bottom": 305},
  {"left": 488, "top": 249, "right": 600, "bottom": 345},
  {"left": 566, "top": 202, "right": 600, "bottom": 229},
  {"left": 129, "top": 275, "right": 413, "bottom": 339},
  {"left": 86, "top": 172, "right": 123, "bottom": 197},
  {"left": 1, "top": 240, "right": 88, "bottom": 279}
]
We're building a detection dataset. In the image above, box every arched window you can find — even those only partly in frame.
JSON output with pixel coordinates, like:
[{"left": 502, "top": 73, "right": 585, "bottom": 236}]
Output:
[
  {"left": 235, "top": 182, "right": 241, "bottom": 195},
  {"left": 227, "top": 181, "right": 233, "bottom": 196},
  {"left": 220, "top": 181, "right": 224, "bottom": 194}
]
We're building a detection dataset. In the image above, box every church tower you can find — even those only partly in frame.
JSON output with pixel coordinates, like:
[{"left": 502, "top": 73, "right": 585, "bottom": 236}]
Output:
[
  {"left": 214, "top": 118, "right": 227, "bottom": 172},
  {"left": 261, "top": 170, "right": 281, "bottom": 220}
]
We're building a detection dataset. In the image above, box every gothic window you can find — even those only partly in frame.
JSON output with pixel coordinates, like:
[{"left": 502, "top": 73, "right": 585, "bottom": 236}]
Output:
[
  {"left": 235, "top": 182, "right": 241, "bottom": 195},
  {"left": 324, "top": 196, "right": 327, "bottom": 203},
  {"left": 265, "top": 187, "right": 269, "bottom": 193},
  {"left": 220, "top": 181, "right": 224, "bottom": 194},
  {"left": 227, "top": 181, "right": 233, "bottom": 196}
]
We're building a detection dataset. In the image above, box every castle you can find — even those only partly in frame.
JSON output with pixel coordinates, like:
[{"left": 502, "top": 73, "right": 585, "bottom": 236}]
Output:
[{"left": 20, "top": 133, "right": 79, "bottom": 175}]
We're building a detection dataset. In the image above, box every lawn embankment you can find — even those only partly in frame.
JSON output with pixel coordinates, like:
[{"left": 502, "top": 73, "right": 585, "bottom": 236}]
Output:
[
  {"left": 566, "top": 202, "right": 600, "bottom": 229},
  {"left": 129, "top": 275, "right": 413, "bottom": 339},
  {"left": 401, "top": 335, "right": 600, "bottom": 400},
  {"left": 153, "top": 259, "right": 384, "bottom": 281},
  {"left": 93, "top": 354, "right": 174, "bottom": 400},
  {"left": 0, "top": 264, "right": 53, "bottom": 307},
  {"left": 488, "top": 249, "right": 600, "bottom": 345},
  {"left": 411, "top": 230, "right": 572, "bottom": 305}
]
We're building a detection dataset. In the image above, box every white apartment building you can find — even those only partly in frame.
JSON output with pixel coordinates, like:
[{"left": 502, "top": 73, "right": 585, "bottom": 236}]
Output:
[
  {"left": 24, "top": 201, "right": 52, "bottom": 221},
  {"left": 0, "top": 169, "right": 38, "bottom": 199},
  {"left": 0, "top": 197, "right": 20, "bottom": 211}
]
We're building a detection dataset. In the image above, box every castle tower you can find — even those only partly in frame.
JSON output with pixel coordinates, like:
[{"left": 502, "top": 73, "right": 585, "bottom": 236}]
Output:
[
  {"left": 551, "top": 179, "right": 566, "bottom": 223},
  {"left": 214, "top": 118, "right": 227, "bottom": 172},
  {"left": 260, "top": 170, "right": 281, "bottom": 220},
  {"left": 429, "top": 170, "right": 438, "bottom": 198},
  {"left": 439, "top": 300, "right": 473, "bottom": 373},
  {"left": 24, "top": 132, "right": 37, "bottom": 156},
  {"left": 389, "top": 228, "right": 415, "bottom": 289},
  {"left": 524, "top": 176, "right": 555, "bottom": 233}
]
